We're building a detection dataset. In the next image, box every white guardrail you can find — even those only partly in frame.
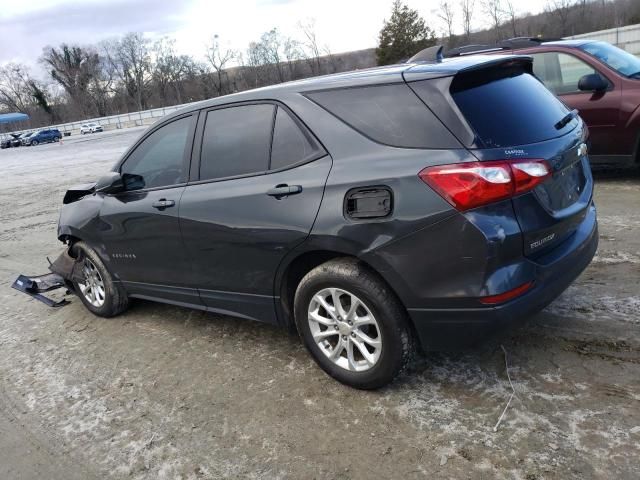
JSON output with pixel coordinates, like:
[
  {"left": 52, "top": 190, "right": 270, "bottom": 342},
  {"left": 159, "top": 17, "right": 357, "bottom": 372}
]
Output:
[
  {"left": 3, "top": 23, "right": 640, "bottom": 142},
  {"left": 566, "top": 23, "right": 640, "bottom": 56},
  {"left": 0, "top": 101, "right": 200, "bottom": 142}
]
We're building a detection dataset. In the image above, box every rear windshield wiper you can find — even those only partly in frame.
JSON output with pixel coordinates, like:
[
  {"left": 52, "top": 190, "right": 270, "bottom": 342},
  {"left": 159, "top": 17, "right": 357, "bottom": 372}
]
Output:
[{"left": 554, "top": 109, "right": 579, "bottom": 130}]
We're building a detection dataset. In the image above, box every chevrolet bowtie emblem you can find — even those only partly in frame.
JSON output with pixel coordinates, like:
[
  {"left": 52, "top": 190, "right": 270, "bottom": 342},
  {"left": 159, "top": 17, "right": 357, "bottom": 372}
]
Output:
[{"left": 577, "top": 143, "right": 588, "bottom": 157}]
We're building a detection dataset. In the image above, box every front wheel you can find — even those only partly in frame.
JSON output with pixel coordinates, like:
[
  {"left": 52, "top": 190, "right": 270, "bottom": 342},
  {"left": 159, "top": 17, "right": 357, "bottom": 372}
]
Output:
[
  {"left": 294, "top": 258, "right": 415, "bottom": 389},
  {"left": 71, "top": 242, "right": 129, "bottom": 317},
  {"left": 30, "top": 140, "right": 38, "bottom": 146}
]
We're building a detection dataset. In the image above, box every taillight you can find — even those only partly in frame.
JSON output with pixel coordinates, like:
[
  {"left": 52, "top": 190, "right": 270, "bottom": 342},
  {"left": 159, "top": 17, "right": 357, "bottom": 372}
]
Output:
[{"left": 419, "top": 159, "right": 550, "bottom": 211}]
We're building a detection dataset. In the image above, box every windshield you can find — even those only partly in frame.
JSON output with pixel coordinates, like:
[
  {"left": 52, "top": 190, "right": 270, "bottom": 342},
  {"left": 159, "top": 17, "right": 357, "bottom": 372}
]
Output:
[{"left": 579, "top": 41, "right": 640, "bottom": 78}]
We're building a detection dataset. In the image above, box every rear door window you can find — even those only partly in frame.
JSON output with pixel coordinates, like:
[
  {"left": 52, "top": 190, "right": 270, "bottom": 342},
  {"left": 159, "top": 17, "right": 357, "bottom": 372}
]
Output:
[
  {"left": 306, "top": 83, "right": 459, "bottom": 149},
  {"left": 450, "top": 68, "right": 577, "bottom": 148},
  {"left": 200, "top": 104, "right": 275, "bottom": 180}
]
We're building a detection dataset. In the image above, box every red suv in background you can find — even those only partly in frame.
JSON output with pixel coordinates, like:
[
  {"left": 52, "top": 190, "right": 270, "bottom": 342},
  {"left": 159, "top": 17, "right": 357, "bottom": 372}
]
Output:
[{"left": 447, "top": 39, "right": 640, "bottom": 168}]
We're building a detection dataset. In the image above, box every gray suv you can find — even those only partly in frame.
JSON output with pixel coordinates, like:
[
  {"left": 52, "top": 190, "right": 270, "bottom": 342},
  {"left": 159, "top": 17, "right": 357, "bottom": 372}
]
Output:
[{"left": 35, "top": 54, "right": 597, "bottom": 389}]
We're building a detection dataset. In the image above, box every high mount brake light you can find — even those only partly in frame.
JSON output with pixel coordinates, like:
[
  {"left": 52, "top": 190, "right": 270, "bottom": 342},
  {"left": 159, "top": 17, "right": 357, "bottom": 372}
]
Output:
[{"left": 419, "top": 159, "right": 551, "bottom": 211}]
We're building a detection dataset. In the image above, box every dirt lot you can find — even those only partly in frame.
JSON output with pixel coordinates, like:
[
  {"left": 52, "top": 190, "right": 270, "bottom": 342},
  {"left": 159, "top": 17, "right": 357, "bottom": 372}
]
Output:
[{"left": 0, "top": 131, "right": 639, "bottom": 480}]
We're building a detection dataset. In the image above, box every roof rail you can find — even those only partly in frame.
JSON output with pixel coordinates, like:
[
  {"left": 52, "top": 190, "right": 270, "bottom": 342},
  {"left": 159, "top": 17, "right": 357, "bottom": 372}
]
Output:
[
  {"left": 408, "top": 45, "right": 444, "bottom": 63},
  {"left": 445, "top": 44, "right": 505, "bottom": 57},
  {"left": 445, "top": 36, "right": 563, "bottom": 58},
  {"left": 498, "top": 37, "right": 560, "bottom": 49}
]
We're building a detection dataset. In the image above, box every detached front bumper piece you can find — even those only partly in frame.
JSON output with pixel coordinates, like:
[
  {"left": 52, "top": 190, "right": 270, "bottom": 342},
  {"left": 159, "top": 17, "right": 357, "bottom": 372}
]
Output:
[
  {"left": 11, "top": 273, "right": 70, "bottom": 307},
  {"left": 12, "top": 248, "right": 83, "bottom": 308}
]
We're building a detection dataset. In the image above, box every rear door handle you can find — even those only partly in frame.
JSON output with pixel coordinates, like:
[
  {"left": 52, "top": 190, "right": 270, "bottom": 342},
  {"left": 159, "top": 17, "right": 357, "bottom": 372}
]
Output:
[
  {"left": 267, "top": 184, "right": 303, "bottom": 199},
  {"left": 152, "top": 199, "right": 175, "bottom": 209}
]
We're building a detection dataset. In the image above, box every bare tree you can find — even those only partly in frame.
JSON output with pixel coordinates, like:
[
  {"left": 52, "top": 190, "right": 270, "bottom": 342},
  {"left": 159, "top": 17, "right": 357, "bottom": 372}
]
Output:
[
  {"left": 103, "top": 33, "right": 152, "bottom": 111},
  {"left": 482, "top": 0, "right": 505, "bottom": 40},
  {"left": 505, "top": 0, "right": 518, "bottom": 37},
  {"left": 546, "top": 0, "right": 575, "bottom": 36},
  {"left": 259, "top": 29, "right": 287, "bottom": 83},
  {"left": 0, "top": 63, "right": 35, "bottom": 112},
  {"left": 40, "top": 44, "right": 102, "bottom": 116},
  {"left": 299, "top": 19, "right": 322, "bottom": 75},
  {"left": 460, "top": 0, "right": 475, "bottom": 40},
  {"left": 283, "top": 37, "right": 303, "bottom": 80},
  {"left": 205, "top": 35, "right": 236, "bottom": 96},
  {"left": 437, "top": 1, "right": 456, "bottom": 42},
  {"left": 153, "top": 37, "right": 191, "bottom": 104}
]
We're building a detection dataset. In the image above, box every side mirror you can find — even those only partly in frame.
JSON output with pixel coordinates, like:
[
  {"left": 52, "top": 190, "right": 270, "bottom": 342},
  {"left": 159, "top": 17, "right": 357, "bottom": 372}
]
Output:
[
  {"left": 578, "top": 73, "right": 608, "bottom": 92},
  {"left": 95, "top": 172, "right": 124, "bottom": 194}
]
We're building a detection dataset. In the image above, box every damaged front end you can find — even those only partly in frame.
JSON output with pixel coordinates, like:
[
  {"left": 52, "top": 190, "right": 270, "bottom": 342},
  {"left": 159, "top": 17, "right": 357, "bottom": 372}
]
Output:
[{"left": 11, "top": 248, "right": 84, "bottom": 308}]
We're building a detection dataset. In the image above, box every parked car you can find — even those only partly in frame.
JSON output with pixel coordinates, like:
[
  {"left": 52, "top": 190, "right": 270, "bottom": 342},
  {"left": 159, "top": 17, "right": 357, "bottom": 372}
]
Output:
[
  {"left": 80, "top": 123, "right": 103, "bottom": 134},
  {"left": 12, "top": 132, "right": 31, "bottom": 147},
  {"left": 24, "top": 129, "right": 62, "bottom": 146},
  {"left": 446, "top": 38, "right": 640, "bottom": 168},
  {"left": 19, "top": 132, "right": 35, "bottom": 146},
  {"left": 0, "top": 133, "right": 21, "bottom": 149},
  {"left": 38, "top": 55, "right": 597, "bottom": 389}
]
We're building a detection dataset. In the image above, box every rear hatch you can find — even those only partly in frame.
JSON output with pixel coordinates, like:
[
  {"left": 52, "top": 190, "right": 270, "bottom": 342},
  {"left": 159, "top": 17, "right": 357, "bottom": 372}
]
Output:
[{"left": 411, "top": 58, "right": 592, "bottom": 257}]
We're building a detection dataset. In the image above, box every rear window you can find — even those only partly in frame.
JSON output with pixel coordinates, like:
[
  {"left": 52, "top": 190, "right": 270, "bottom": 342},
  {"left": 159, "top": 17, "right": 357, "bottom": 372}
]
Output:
[
  {"left": 306, "top": 83, "right": 459, "bottom": 149},
  {"left": 451, "top": 67, "right": 577, "bottom": 148}
]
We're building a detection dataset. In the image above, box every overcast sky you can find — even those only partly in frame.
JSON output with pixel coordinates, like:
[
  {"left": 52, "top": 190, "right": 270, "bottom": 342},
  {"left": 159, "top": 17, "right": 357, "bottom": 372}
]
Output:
[{"left": 0, "top": 0, "right": 547, "bottom": 74}]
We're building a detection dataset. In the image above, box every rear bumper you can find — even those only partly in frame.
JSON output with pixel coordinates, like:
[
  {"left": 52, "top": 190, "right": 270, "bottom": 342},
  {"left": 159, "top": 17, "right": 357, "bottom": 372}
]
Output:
[{"left": 408, "top": 203, "right": 598, "bottom": 351}]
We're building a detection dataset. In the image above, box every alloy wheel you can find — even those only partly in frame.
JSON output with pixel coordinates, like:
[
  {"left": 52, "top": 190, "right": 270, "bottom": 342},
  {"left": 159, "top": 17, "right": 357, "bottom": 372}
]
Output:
[
  {"left": 78, "top": 258, "right": 106, "bottom": 307},
  {"left": 307, "top": 288, "right": 382, "bottom": 372}
]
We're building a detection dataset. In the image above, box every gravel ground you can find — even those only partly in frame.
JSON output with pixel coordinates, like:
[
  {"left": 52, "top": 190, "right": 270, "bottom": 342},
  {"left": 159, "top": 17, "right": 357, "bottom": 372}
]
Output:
[{"left": 0, "top": 131, "right": 639, "bottom": 480}]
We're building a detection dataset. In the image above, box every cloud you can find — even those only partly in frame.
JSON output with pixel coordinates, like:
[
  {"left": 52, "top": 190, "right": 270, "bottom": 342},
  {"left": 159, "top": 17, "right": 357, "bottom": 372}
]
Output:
[{"left": 0, "top": 0, "right": 194, "bottom": 66}]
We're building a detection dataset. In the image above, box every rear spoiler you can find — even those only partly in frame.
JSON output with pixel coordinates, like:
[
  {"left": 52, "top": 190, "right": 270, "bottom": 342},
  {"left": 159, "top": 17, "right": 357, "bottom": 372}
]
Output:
[{"left": 402, "top": 55, "right": 533, "bottom": 83}]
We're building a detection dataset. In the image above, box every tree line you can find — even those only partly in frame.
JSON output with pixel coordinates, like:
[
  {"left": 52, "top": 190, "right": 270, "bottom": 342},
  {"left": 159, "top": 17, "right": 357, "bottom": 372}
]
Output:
[
  {"left": 0, "top": 21, "right": 367, "bottom": 132},
  {"left": 1, "top": 0, "right": 639, "bottom": 133},
  {"left": 431, "top": 0, "right": 640, "bottom": 48}
]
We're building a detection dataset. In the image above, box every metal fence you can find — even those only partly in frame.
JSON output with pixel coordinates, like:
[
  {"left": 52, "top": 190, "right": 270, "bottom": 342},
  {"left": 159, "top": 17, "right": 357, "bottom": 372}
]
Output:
[
  {"left": 566, "top": 23, "right": 640, "bottom": 55},
  {"left": 3, "top": 23, "right": 640, "bottom": 142}
]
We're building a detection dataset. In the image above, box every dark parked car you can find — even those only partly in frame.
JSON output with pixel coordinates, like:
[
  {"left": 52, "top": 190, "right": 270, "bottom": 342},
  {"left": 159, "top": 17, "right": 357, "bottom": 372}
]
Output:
[
  {"left": 41, "top": 55, "right": 597, "bottom": 389},
  {"left": 446, "top": 38, "right": 640, "bottom": 168},
  {"left": 25, "top": 128, "right": 62, "bottom": 146},
  {"left": 0, "top": 133, "right": 21, "bottom": 149}
]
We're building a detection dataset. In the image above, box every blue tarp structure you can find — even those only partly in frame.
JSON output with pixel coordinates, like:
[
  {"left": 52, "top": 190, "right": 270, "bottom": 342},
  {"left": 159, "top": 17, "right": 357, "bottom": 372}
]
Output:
[{"left": 0, "top": 112, "right": 29, "bottom": 124}]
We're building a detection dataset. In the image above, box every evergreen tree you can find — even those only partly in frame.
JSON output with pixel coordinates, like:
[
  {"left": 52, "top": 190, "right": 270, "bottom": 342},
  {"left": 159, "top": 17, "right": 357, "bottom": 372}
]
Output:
[{"left": 376, "top": 1, "right": 436, "bottom": 65}]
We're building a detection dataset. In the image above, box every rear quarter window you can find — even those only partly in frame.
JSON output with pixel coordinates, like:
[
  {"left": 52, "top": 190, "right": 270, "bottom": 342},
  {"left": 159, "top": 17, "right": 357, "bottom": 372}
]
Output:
[
  {"left": 305, "top": 83, "right": 460, "bottom": 149},
  {"left": 270, "top": 106, "right": 323, "bottom": 170},
  {"left": 450, "top": 67, "right": 577, "bottom": 148}
]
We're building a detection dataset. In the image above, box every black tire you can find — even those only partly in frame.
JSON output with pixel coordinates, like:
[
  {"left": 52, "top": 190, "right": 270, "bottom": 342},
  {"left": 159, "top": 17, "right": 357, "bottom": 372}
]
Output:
[
  {"left": 294, "top": 258, "right": 415, "bottom": 389},
  {"left": 71, "top": 242, "right": 129, "bottom": 317},
  {"left": 30, "top": 140, "right": 38, "bottom": 146}
]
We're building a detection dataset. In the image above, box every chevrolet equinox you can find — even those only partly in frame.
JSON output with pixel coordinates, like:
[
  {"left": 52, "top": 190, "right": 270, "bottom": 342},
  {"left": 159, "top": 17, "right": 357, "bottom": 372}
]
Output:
[{"left": 45, "top": 55, "right": 598, "bottom": 389}]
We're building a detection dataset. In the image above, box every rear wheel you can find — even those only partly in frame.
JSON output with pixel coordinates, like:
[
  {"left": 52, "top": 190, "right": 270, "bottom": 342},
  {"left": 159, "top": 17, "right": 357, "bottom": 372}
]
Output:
[
  {"left": 71, "top": 242, "right": 129, "bottom": 317},
  {"left": 294, "top": 258, "right": 415, "bottom": 389}
]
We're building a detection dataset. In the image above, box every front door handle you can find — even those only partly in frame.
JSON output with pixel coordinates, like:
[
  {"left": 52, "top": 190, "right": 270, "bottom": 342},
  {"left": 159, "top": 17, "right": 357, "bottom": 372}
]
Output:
[
  {"left": 152, "top": 199, "right": 175, "bottom": 209},
  {"left": 267, "top": 184, "right": 303, "bottom": 199}
]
